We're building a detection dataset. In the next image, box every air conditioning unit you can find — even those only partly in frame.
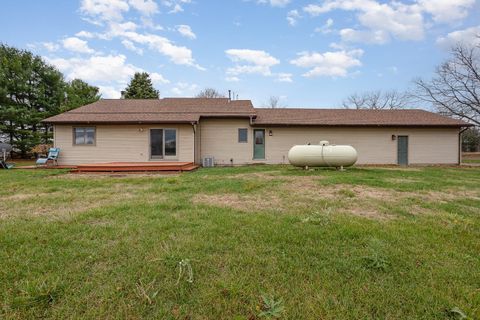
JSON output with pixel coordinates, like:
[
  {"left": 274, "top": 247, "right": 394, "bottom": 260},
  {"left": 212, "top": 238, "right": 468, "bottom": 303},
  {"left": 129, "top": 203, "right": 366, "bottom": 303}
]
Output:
[{"left": 202, "top": 156, "right": 215, "bottom": 167}]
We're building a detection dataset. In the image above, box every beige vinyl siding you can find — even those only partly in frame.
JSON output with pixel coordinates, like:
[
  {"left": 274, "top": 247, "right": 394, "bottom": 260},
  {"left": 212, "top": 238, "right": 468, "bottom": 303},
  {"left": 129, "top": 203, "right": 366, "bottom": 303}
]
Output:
[
  {"left": 199, "top": 120, "right": 460, "bottom": 165},
  {"left": 262, "top": 127, "right": 460, "bottom": 165},
  {"left": 200, "top": 118, "right": 254, "bottom": 165},
  {"left": 54, "top": 124, "right": 194, "bottom": 165}
]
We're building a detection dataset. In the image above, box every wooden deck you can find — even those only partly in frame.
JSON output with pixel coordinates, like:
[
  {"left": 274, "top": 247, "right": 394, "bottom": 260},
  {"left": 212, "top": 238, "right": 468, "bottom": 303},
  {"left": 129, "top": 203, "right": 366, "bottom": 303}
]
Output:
[{"left": 74, "top": 162, "right": 198, "bottom": 173}]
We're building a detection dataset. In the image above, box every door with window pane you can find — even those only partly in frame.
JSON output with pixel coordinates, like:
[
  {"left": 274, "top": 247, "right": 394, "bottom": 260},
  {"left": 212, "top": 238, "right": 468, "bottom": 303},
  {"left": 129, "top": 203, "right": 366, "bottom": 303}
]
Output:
[
  {"left": 150, "top": 129, "right": 164, "bottom": 159},
  {"left": 150, "top": 129, "right": 177, "bottom": 160},
  {"left": 253, "top": 129, "right": 265, "bottom": 160},
  {"left": 397, "top": 136, "right": 408, "bottom": 166}
]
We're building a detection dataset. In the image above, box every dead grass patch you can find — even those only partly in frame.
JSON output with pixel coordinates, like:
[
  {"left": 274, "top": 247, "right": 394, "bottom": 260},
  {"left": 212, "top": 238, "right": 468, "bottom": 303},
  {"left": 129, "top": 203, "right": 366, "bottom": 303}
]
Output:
[
  {"left": 280, "top": 178, "right": 406, "bottom": 201},
  {"left": 386, "top": 178, "right": 422, "bottom": 184},
  {"left": 372, "top": 167, "right": 422, "bottom": 171},
  {"left": 0, "top": 183, "right": 161, "bottom": 220},
  {"left": 221, "top": 171, "right": 285, "bottom": 181},
  {"left": 54, "top": 172, "right": 179, "bottom": 179},
  {"left": 346, "top": 205, "right": 394, "bottom": 220},
  {"left": 192, "top": 192, "right": 283, "bottom": 212},
  {"left": 422, "top": 189, "right": 480, "bottom": 202}
]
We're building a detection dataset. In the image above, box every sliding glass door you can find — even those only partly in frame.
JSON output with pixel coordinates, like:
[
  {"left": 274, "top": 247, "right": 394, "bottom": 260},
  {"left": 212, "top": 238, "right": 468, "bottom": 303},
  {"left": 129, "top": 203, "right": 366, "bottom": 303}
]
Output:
[{"left": 150, "top": 129, "right": 177, "bottom": 160}]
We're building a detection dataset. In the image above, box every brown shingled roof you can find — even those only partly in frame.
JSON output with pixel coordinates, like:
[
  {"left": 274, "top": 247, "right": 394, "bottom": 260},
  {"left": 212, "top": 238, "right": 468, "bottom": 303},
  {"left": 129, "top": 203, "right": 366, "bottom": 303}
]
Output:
[
  {"left": 252, "top": 108, "right": 471, "bottom": 127},
  {"left": 43, "top": 98, "right": 255, "bottom": 124},
  {"left": 43, "top": 98, "right": 471, "bottom": 127}
]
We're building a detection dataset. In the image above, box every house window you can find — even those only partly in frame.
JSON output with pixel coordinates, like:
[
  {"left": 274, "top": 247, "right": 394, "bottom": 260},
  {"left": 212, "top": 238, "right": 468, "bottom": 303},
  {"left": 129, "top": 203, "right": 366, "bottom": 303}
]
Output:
[
  {"left": 164, "top": 129, "right": 177, "bottom": 156},
  {"left": 238, "top": 128, "right": 248, "bottom": 143},
  {"left": 150, "top": 128, "right": 177, "bottom": 159},
  {"left": 74, "top": 127, "right": 95, "bottom": 145}
]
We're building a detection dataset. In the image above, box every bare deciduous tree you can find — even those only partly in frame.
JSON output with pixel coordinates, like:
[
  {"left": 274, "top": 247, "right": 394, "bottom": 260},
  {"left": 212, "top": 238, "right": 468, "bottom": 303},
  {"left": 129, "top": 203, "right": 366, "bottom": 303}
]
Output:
[
  {"left": 413, "top": 42, "right": 480, "bottom": 125},
  {"left": 342, "top": 90, "right": 412, "bottom": 109},
  {"left": 196, "top": 88, "right": 225, "bottom": 98},
  {"left": 266, "top": 96, "right": 282, "bottom": 108}
]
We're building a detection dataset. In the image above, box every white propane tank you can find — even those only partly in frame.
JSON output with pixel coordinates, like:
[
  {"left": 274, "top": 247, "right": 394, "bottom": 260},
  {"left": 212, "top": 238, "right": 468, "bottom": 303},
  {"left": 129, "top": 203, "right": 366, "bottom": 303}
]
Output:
[{"left": 288, "top": 141, "right": 358, "bottom": 167}]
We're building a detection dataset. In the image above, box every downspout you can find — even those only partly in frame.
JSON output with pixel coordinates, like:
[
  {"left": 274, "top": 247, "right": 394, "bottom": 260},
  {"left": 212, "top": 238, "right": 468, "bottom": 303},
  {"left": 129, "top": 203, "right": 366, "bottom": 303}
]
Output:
[
  {"left": 458, "top": 127, "right": 468, "bottom": 165},
  {"left": 191, "top": 122, "right": 197, "bottom": 164}
]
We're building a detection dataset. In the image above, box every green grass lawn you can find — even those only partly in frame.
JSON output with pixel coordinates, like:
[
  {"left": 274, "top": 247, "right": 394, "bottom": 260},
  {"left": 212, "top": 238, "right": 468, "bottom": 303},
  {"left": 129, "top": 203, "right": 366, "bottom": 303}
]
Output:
[
  {"left": 463, "top": 159, "right": 480, "bottom": 164},
  {"left": 1, "top": 166, "right": 479, "bottom": 319}
]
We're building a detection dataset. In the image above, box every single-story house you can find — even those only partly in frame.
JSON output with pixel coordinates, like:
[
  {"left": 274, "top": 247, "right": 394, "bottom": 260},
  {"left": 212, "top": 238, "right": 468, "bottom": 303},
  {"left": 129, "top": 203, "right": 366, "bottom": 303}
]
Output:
[{"left": 43, "top": 98, "right": 471, "bottom": 166}]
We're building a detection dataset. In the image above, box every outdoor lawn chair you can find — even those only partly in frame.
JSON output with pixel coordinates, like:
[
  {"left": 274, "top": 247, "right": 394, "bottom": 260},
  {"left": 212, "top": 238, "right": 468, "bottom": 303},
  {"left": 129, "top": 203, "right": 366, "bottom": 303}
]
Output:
[
  {"left": 36, "top": 148, "right": 60, "bottom": 167},
  {"left": 0, "top": 160, "right": 14, "bottom": 169}
]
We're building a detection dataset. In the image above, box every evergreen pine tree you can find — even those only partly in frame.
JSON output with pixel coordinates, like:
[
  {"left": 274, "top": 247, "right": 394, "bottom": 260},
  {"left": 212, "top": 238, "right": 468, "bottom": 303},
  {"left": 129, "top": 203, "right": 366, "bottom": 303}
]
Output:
[{"left": 124, "top": 72, "right": 160, "bottom": 99}]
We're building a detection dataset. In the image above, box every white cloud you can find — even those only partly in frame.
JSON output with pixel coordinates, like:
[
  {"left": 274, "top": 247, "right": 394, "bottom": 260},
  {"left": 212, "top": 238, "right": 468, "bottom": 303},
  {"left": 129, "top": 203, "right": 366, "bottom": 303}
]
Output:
[
  {"left": 119, "top": 30, "right": 203, "bottom": 68},
  {"left": 315, "top": 18, "right": 334, "bottom": 34},
  {"left": 302, "top": 0, "right": 476, "bottom": 45},
  {"left": 258, "top": 0, "right": 291, "bottom": 7},
  {"left": 42, "top": 42, "right": 59, "bottom": 52},
  {"left": 75, "top": 30, "right": 95, "bottom": 38},
  {"left": 128, "top": 0, "right": 158, "bottom": 15},
  {"left": 80, "top": 0, "right": 129, "bottom": 22},
  {"left": 225, "top": 49, "right": 292, "bottom": 82},
  {"left": 107, "top": 21, "right": 138, "bottom": 36},
  {"left": 225, "top": 76, "right": 240, "bottom": 82},
  {"left": 78, "top": 18, "right": 201, "bottom": 68},
  {"left": 62, "top": 37, "right": 95, "bottom": 54},
  {"left": 225, "top": 49, "right": 280, "bottom": 76},
  {"left": 176, "top": 25, "right": 196, "bottom": 39},
  {"left": 121, "top": 39, "right": 143, "bottom": 55},
  {"left": 150, "top": 72, "right": 170, "bottom": 84},
  {"left": 276, "top": 73, "right": 293, "bottom": 82},
  {"left": 141, "top": 17, "right": 163, "bottom": 30},
  {"left": 80, "top": 0, "right": 159, "bottom": 22},
  {"left": 290, "top": 49, "right": 364, "bottom": 77},
  {"left": 303, "top": 1, "right": 425, "bottom": 42},
  {"left": 46, "top": 53, "right": 169, "bottom": 97},
  {"left": 78, "top": 0, "right": 201, "bottom": 69},
  {"left": 419, "top": 0, "right": 475, "bottom": 23},
  {"left": 47, "top": 54, "right": 140, "bottom": 84},
  {"left": 169, "top": 4, "right": 183, "bottom": 13},
  {"left": 97, "top": 85, "right": 121, "bottom": 98},
  {"left": 164, "top": 0, "right": 191, "bottom": 14},
  {"left": 339, "top": 28, "right": 389, "bottom": 44},
  {"left": 437, "top": 26, "right": 480, "bottom": 48},
  {"left": 287, "top": 10, "right": 301, "bottom": 26}
]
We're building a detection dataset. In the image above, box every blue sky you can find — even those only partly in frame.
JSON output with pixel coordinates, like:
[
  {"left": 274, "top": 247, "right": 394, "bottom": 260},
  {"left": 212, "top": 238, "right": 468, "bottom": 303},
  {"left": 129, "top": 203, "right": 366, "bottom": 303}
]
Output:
[{"left": 1, "top": 0, "right": 479, "bottom": 107}]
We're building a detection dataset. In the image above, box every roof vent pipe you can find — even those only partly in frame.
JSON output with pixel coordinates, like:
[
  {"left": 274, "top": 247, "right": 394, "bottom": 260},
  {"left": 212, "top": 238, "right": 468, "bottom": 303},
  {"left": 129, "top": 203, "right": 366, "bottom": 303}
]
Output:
[{"left": 228, "top": 90, "right": 231, "bottom": 101}]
